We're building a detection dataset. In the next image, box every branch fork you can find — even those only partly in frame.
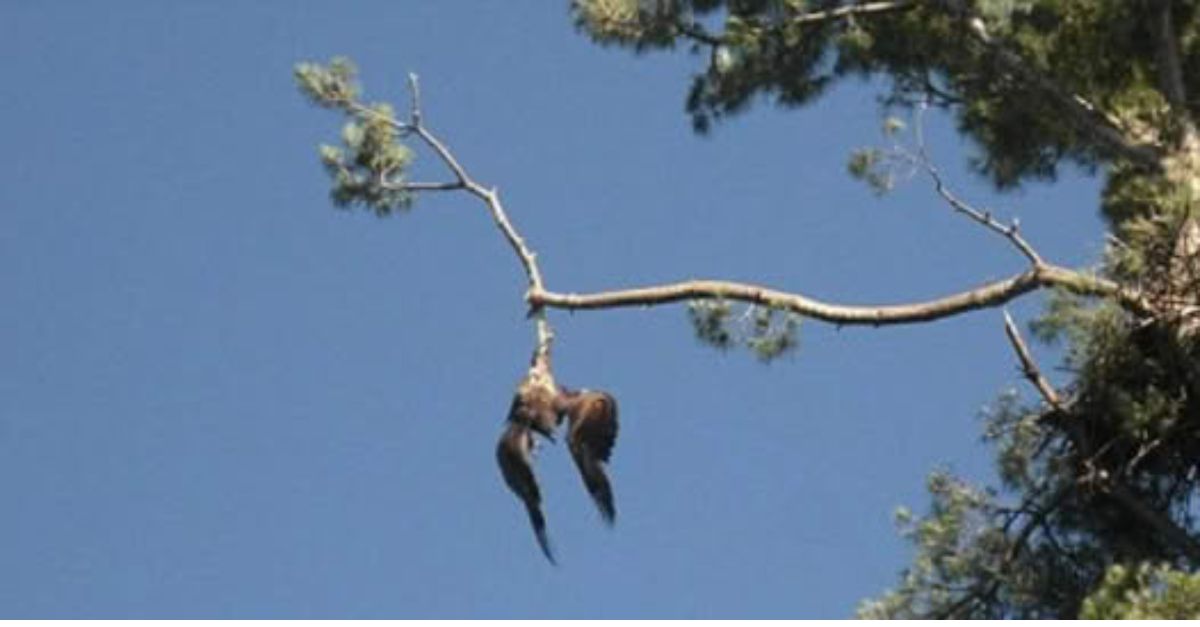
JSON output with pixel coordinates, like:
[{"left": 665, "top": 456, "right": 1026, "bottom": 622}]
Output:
[{"left": 333, "top": 70, "right": 1154, "bottom": 363}]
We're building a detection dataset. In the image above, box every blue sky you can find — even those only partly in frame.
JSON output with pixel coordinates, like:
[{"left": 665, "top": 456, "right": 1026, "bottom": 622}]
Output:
[{"left": 1, "top": 1, "right": 1108, "bottom": 618}]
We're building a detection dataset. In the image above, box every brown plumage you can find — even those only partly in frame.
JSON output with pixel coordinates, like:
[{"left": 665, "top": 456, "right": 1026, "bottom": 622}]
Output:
[
  {"left": 557, "top": 388, "right": 619, "bottom": 525},
  {"left": 507, "top": 380, "right": 560, "bottom": 441},
  {"left": 496, "top": 419, "right": 555, "bottom": 564}
]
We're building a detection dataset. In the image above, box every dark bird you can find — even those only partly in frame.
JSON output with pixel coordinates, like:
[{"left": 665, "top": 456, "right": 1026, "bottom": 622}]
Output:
[
  {"left": 496, "top": 419, "right": 555, "bottom": 564},
  {"left": 557, "top": 388, "right": 620, "bottom": 525},
  {"left": 508, "top": 377, "right": 561, "bottom": 440}
]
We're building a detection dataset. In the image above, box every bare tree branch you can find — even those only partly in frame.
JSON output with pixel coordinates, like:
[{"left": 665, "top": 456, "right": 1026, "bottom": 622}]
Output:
[
  {"left": 930, "top": 165, "right": 1042, "bottom": 264},
  {"left": 530, "top": 264, "right": 1152, "bottom": 327},
  {"left": 344, "top": 75, "right": 1155, "bottom": 336},
  {"left": 352, "top": 77, "right": 556, "bottom": 361},
  {"left": 912, "top": 105, "right": 1043, "bottom": 265},
  {"left": 383, "top": 181, "right": 464, "bottom": 192},
  {"left": 790, "top": 0, "right": 915, "bottom": 26},
  {"left": 1002, "top": 310, "right": 1063, "bottom": 410}
]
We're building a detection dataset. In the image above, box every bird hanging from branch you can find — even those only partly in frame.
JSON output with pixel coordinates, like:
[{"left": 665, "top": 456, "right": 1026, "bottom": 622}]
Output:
[{"left": 495, "top": 364, "right": 621, "bottom": 563}]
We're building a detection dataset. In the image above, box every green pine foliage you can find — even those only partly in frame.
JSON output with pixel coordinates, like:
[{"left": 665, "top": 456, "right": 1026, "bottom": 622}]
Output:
[
  {"left": 1082, "top": 563, "right": 1200, "bottom": 619},
  {"left": 295, "top": 58, "right": 415, "bottom": 215},
  {"left": 686, "top": 300, "right": 803, "bottom": 362}
]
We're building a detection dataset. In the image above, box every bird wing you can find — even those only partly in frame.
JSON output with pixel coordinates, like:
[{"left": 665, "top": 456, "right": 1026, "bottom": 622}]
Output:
[
  {"left": 568, "top": 392, "right": 619, "bottom": 525},
  {"left": 496, "top": 421, "right": 555, "bottom": 563}
]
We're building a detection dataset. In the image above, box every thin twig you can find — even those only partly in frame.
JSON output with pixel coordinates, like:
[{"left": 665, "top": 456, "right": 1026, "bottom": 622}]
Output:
[
  {"left": 377, "top": 77, "right": 556, "bottom": 360},
  {"left": 407, "top": 72, "right": 422, "bottom": 127},
  {"left": 913, "top": 104, "right": 1043, "bottom": 265},
  {"left": 385, "top": 181, "right": 465, "bottom": 192},
  {"left": 674, "top": 20, "right": 722, "bottom": 46},
  {"left": 927, "top": 163, "right": 1043, "bottom": 265}
]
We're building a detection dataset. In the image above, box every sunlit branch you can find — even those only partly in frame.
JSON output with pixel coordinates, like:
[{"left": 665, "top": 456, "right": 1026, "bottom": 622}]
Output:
[
  {"left": 1002, "top": 310, "right": 1062, "bottom": 411},
  {"left": 353, "top": 78, "right": 555, "bottom": 361},
  {"left": 347, "top": 74, "right": 1154, "bottom": 336},
  {"left": 792, "top": 0, "right": 914, "bottom": 25},
  {"left": 529, "top": 264, "right": 1152, "bottom": 327}
]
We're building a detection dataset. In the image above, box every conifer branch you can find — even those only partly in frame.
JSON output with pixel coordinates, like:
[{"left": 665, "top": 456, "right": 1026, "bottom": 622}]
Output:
[
  {"left": 339, "top": 73, "right": 1155, "bottom": 334},
  {"left": 673, "top": 0, "right": 1162, "bottom": 167},
  {"left": 931, "top": 485, "right": 1070, "bottom": 619},
  {"left": 673, "top": 1, "right": 914, "bottom": 48},
  {"left": 676, "top": 0, "right": 1164, "bottom": 168},
  {"left": 356, "top": 76, "right": 556, "bottom": 361},
  {"left": 1104, "top": 482, "right": 1200, "bottom": 563},
  {"left": 937, "top": 0, "right": 1164, "bottom": 169}
]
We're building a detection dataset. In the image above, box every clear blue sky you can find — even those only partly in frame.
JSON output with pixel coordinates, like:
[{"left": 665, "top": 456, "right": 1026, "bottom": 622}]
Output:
[{"left": 1, "top": 1, "right": 1108, "bottom": 619}]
